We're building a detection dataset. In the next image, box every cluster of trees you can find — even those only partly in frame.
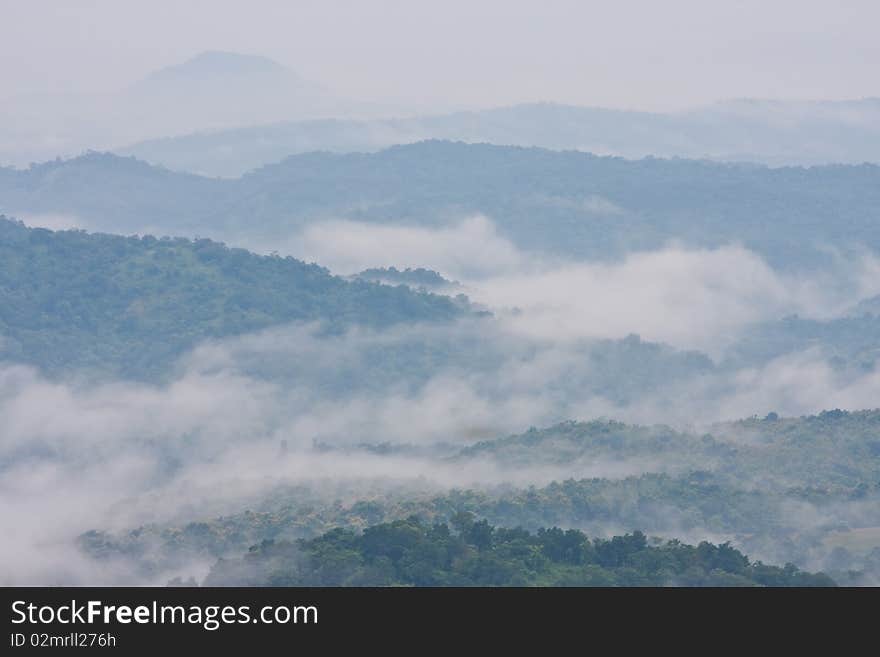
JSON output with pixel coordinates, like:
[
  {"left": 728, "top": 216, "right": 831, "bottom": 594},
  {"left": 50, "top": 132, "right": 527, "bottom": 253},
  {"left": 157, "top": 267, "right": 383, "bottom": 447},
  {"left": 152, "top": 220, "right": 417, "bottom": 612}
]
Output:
[
  {"left": 203, "top": 515, "right": 836, "bottom": 586},
  {"left": 0, "top": 217, "right": 464, "bottom": 379},
  {"left": 353, "top": 267, "right": 457, "bottom": 291}
]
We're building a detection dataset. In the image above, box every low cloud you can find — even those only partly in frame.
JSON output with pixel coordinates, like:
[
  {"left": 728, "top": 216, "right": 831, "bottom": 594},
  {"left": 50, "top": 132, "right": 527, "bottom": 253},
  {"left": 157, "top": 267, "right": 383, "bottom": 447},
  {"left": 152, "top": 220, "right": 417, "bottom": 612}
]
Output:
[
  {"left": 292, "top": 215, "right": 527, "bottom": 278},
  {"left": 290, "top": 216, "right": 880, "bottom": 353},
  {"left": 2, "top": 324, "right": 880, "bottom": 583},
  {"left": 475, "top": 246, "right": 880, "bottom": 354},
  {"left": 3, "top": 215, "right": 880, "bottom": 584}
]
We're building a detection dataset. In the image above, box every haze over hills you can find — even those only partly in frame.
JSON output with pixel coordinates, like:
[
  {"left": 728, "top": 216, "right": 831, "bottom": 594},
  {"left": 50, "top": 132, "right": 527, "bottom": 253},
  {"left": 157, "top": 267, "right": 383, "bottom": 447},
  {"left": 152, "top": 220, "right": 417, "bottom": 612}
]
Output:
[
  {"left": 119, "top": 99, "right": 880, "bottom": 177},
  {"left": 5, "top": 149, "right": 880, "bottom": 586},
  {"left": 122, "top": 51, "right": 376, "bottom": 135},
  {"left": 75, "top": 411, "right": 880, "bottom": 586},
  {"left": 5, "top": 2, "right": 880, "bottom": 592},
  {"left": 2, "top": 48, "right": 878, "bottom": 174},
  {"left": 0, "top": 51, "right": 386, "bottom": 167},
  {"left": 137, "top": 50, "right": 290, "bottom": 82},
  {"left": 4, "top": 142, "right": 880, "bottom": 269}
]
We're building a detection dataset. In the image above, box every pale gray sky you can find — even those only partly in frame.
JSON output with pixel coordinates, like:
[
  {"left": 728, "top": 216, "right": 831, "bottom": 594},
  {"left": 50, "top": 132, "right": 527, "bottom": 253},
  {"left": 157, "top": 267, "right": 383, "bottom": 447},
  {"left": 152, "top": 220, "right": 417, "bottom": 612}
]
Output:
[{"left": 2, "top": 0, "right": 878, "bottom": 110}]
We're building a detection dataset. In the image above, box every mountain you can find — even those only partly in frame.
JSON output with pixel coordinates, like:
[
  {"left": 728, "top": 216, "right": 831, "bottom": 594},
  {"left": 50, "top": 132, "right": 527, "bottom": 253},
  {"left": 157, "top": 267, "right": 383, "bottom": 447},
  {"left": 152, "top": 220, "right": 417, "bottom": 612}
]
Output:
[
  {"left": 137, "top": 50, "right": 289, "bottom": 82},
  {"left": 119, "top": 99, "right": 880, "bottom": 177},
  {"left": 3, "top": 143, "right": 879, "bottom": 268},
  {"left": 4, "top": 48, "right": 878, "bottom": 171},
  {"left": 0, "top": 217, "right": 464, "bottom": 379},
  {"left": 0, "top": 51, "right": 379, "bottom": 167},
  {"left": 121, "top": 51, "right": 356, "bottom": 136}
]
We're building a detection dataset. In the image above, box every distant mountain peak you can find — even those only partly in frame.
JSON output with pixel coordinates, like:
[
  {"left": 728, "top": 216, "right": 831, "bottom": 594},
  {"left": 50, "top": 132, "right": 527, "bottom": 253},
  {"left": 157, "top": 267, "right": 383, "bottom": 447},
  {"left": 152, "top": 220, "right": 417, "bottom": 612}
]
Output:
[{"left": 140, "top": 51, "right": 292, "bottom": 84}]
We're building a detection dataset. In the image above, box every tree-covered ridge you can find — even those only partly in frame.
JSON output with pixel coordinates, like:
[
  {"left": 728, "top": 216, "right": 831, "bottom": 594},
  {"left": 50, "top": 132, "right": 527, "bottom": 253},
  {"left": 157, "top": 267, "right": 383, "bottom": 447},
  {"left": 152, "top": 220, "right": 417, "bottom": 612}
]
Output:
[
  {"left": 80, "top": 471, "right": 880, "bottom": 586},
  {"left": 455, "top": 419, "right": 701, "bottom": 465},
  {"left": 80, "top": 472, "right": 776, "bottom": 566},
  {"left": 202, "top": 515, "right": 835, "bottom": 586},
  {"left": 0, "top": 216, "right": 465, "bottom": 379},
  {"left": 709, "top": 409, "right": 880, "bottom": 486},
  {"left": 455, "top": 411, "right": 880, "bottom": 489},
  {"left": 77, "top": 409, "right": 880, "bottom": 584},
  {"left": 3, "top": 143, "right": 880, "bottom": 267},
  {"left": 0, "top": 213, "right": 715, "bottom": 396}
]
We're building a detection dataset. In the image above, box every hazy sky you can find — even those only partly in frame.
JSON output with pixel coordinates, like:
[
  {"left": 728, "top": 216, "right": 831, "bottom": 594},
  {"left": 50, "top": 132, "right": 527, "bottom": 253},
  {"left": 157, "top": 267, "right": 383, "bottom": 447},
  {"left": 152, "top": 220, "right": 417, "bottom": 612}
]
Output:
[{"left": 2, "top": 0, "right": 879, "bottom": 110}]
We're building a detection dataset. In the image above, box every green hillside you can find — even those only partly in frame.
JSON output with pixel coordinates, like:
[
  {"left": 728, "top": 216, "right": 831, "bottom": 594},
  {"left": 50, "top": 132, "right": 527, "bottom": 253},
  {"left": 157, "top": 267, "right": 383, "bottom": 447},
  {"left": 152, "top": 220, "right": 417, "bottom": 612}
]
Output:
[{"left": 0, "top": 217, "right": 464, "bottom": 379}]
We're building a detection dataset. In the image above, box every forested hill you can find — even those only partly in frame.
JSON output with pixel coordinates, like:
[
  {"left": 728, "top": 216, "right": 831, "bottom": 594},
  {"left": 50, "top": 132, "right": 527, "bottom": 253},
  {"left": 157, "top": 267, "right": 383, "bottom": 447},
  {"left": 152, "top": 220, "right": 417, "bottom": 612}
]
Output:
[
  {"left": 0, "top": 217, "right": 464, "bottom": 379},
  {"left": 2, "top": 143, "right": 879, "bottom": 267},
  {"left": 453, "top": 412, "right": 880, "bottom": 488},
  {"left": 203, "top": 516, "right": 836, "bottom": 586},
  {"left": 0, "top": 152, "right": 229, "bottom": 225}
]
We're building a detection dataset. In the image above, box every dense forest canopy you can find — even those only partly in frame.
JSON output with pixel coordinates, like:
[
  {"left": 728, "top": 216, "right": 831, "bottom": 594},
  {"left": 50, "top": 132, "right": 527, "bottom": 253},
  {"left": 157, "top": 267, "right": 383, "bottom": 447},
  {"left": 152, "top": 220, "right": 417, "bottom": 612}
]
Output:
[{"left": 203, "top": 516, "right": 836, "bottom": 587}]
